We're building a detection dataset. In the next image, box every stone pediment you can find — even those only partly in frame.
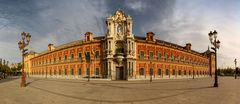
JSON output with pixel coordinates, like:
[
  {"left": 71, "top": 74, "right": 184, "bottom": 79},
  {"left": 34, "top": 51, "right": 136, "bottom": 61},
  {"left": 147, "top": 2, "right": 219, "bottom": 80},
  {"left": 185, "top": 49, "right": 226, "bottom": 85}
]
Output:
[{"left": 111, "top": 10, "right": 127, "bottom": 22}]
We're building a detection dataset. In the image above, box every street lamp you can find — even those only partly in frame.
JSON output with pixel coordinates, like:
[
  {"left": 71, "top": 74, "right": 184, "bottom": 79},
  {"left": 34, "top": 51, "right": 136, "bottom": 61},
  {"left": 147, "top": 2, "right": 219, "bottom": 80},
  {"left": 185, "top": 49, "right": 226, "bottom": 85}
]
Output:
[
  {"left": 18, "top": 32, "right": 31, "bottom": 87},
  {"left": 208, "top": 30, "right": 220, "bottom": 87},
  {"left": 234, "top": 59, "right": 237, "bottom": 79},
  {"left": 150, "top": 61, "right": 153, "bottom": 82}
]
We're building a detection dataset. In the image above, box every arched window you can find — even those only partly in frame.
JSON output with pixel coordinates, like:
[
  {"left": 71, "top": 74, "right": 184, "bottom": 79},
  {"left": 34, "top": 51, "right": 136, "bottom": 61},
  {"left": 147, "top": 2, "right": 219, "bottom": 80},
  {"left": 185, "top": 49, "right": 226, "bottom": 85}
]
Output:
[
  {"left": 50, "top": 69, "right": 52, "bottom": 76},
  {"left": 178, "top": 70, "right": 182, "bottom": 75},
  {"left": 71, "top": 68, "right": 74, "bottom": 75},
  {"left": 166, "top": 69, "right": 169, "bottom": 75},
  {"left": 158, "top": 69, "right": 161, "bottom": 76},
  {"left": 172, "top": 69, "right": 175, "bottom": 75},
  {"left": 65, "top": 69, "right": 67, "bottom": 75},
  {"left": 184, "top": 70, "right": 187, "bottom": 75},
  {"left": 59, "top": 69, "right": 61, "bottom": 75},
  {"left": 78, "top": 68, "right": 81, "bottom": 75},
  {"left": 139, "top": 68, "right": 144, "bottom": 75}
]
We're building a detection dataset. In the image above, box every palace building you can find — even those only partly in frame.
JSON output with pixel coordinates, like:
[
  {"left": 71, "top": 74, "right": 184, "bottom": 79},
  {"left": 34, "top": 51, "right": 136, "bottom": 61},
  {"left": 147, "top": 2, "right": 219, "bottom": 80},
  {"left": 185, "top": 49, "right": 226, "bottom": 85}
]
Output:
[{"left": 26, "top": 10, "right": 216, "bottom": 80}]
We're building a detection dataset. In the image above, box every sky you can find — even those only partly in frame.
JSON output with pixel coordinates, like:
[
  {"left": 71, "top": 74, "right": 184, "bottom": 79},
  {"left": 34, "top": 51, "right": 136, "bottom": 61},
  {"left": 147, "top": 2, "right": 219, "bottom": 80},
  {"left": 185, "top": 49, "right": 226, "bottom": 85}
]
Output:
[{"left": 0, "top": 0, "right": 239, "bottom": 68}]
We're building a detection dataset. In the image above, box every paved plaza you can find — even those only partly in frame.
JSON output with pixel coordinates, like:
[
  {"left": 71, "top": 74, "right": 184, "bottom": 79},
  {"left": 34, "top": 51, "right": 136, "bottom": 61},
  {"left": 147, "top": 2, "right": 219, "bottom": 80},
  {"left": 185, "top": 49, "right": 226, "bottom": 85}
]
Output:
[{"left": 0, "top": 77, "right": 240, "bottom": 104}]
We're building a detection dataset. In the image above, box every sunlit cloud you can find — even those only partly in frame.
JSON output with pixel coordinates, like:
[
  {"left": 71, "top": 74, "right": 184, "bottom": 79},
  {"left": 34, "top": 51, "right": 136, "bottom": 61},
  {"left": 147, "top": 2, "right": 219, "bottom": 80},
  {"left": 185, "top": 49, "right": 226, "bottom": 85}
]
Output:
[{"left": 0, "top": 0, "right": 239, "bottom": 68}]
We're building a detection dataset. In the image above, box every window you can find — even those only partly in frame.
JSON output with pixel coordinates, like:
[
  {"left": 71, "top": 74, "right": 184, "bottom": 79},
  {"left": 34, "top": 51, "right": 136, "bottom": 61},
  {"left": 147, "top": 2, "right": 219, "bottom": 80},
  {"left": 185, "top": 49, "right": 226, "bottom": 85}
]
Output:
[
  {"left": 78, "top": 53, "right": 82, "bottom": 60},
  {"left": 50, "top": 70, "right": 52, "bottom": 76},
  {"left": 158, "top": 53, "right": 162, "bottom": 60},
  {"left": 149, "top": 52, "right": 154, "bottom": 60},
  {"left": 139, "top": 68, "right": 144, "bottom": 75},
  {"left": 109, "top": 41, "right": 111, "bottom": 49},
  {"left": 132, "top": 42, "right": 134, "bottom": 50},
  {"left": 49, "top": 59, "right": 52, "bottom": 64},
  {"left": 64, "top": 69, "right": 67, "bottom": 75},
  {"left": 85, "top": 52, "right": 91, "bottom": 62},
  {"left": 117, "top": 25, "right": 123, "bottom": 33},
  {"left": 184, "top": 70, "right": 187, "bottom": 75},
  {"left": 54, "top": 58, "right": 56, "bottom": 63},
  {"left": 78, "top": 68, "right": 81, "bottom": 75},
  {"left": 96, "top": 68, "right": 99, "bottom": 75},
  {"left": 87, "top": 36, "right": 90, "bottom": 41},
  {"left": 116, "top": 48, "right": 124, "bottom": 54},
  {"left": 166, "top": 69, "right": 169, "bottom": 75},
  {"left": 71, "top": 54, "right": 74, "bottom": 60},
  {"left": 158, "top": 69, "right": 162, "bottom": 75},
  {"left": 165, "top": 54, "right": 168, "bottom": 60},
  {"left": 149, "top": 68, "right": 153, "bottom": 75},
  {"left": 95, "top": 51, "right": 100, "bottom": 59},
  {"left": 54, "top": 70, "right": 56, "bottom": 75},
  {"left": 71, "top": 69, "right": 74, "bottom": 75},
  {"left": 150, "top": 36, "right": 153, "bottom": 41},
  {"left": 178, "top": 70, "right": 182, "bottom": 75},
  {"left": 64, "top": 55, "right": 67, "bottom": 61},
  {"left": 189, "top": 70, "right": 191, "bottom": 75},
  {"left": 172, "top": 69, "right": 175, "bottom": 75},
  {"left": 59, "top": 57, "right": 61, "bottom": 62},
  {"left": 172, "top": 55, "right": 175, "bottom": 61},
  {"left": 59, "top": 69, "right": 61, "bottom": 75},
  {"left": 140, "top": 51, "right": 144, "bottom": 60}
]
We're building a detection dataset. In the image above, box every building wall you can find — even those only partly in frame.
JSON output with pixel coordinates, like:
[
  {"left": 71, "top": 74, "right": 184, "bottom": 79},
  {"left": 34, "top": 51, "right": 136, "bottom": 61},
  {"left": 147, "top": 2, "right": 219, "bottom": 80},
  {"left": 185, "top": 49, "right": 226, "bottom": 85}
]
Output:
[
  {"left": 29, "top": 10, "right": 212, "bottom": 80},
  {"left": 24, "top": 53, "right": 37, "bottom": 76},
  {"left": 135, "top": 41, "right": 210, "bottom": 79},
  {"left": 31, "top": 41, "right": 103, "bottom": 78}
]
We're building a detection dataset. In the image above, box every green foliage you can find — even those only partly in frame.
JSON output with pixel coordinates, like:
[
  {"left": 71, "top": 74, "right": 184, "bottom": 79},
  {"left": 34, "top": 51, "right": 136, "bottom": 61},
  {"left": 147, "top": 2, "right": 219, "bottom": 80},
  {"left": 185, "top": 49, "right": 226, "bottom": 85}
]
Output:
[
  {"left": 0, "top": 62, "right": 22, "bottom": 76},
  {"left": 219, "top": 67, "right": 237, "bottom": 76}
]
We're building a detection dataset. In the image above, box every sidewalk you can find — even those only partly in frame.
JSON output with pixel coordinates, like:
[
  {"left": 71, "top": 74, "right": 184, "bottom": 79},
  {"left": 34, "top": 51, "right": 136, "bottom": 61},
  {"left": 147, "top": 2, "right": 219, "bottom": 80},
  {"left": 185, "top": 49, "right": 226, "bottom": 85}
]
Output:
[{"left": 0, "top": 77, "right": 239, "bottom": 104}]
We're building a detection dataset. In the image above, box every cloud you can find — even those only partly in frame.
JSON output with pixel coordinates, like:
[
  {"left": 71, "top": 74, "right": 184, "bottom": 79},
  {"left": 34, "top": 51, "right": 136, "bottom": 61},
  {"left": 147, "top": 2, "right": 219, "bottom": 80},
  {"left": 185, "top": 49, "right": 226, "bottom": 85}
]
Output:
[
  {"left": 0, "top": 0, "right": 239, "bottom": 68},
  {"left": 125, "top": 1, "right": 147, "bottom": 12},
  {"left": 142, "top": 0, "right": 240, "bottom": 68},
  {"left": 0, "top": 0, "right": 109, "bottom": 63}
]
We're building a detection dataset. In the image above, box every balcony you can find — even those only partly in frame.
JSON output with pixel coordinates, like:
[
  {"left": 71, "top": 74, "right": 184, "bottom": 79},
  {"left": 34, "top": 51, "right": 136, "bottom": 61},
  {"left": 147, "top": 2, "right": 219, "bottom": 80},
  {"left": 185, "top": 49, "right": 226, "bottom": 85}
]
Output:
[{"left": 114, "top": 53, "right": 124, "bottom": 65}]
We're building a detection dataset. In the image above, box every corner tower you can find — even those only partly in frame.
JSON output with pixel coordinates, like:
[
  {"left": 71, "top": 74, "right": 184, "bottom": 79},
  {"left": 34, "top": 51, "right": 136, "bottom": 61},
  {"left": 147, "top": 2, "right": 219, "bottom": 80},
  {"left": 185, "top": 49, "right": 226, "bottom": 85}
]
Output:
[{"left": 104, "top": 10, "right": 136, "bottom": 80}]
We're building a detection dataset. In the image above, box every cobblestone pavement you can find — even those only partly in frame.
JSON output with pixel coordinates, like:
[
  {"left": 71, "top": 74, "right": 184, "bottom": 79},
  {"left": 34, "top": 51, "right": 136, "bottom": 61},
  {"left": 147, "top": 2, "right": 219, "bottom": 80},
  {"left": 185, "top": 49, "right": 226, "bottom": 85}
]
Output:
[{"left": 0, "top": 77, "right": 239, "bottom": 104}]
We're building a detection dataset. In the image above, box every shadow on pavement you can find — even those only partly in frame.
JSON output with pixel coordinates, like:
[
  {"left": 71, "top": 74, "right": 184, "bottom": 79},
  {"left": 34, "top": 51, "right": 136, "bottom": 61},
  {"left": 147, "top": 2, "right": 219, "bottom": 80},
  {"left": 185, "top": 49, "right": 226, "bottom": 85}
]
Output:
[
  {"left": 0, "top": 76, "right": 20, "bottom": 84},
  {"left": 34, "top": 77, "right": 208, "bottom": 85},
  {"left": 26, "top": 78, "right": 42, "bottom": 87},
  {"left": 28, "top": 83, "right": 213, "bottom": 103}
]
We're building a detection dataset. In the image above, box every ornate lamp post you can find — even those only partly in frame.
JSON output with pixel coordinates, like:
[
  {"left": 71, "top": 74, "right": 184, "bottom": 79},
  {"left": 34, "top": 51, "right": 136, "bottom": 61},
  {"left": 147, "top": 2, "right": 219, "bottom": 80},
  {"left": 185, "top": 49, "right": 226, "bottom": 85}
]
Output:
[
  {"left": 234, "top": 59, "right": 237, "bottom": 79},
  {"left": 150, "top": 61, "right": 153, "bottom": 82},
  {"left": 18, "top": 32, "right": 31, "bottom": 87},
  {"left": 208, "top": 30, "right": 220, "bottom": 87}
]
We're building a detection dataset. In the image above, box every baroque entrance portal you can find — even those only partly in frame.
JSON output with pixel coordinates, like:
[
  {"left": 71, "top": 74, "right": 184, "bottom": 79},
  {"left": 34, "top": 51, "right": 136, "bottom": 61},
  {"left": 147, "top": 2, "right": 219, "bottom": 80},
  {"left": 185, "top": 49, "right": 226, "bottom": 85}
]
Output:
[
  {"left": 116, "top": 67, "right": 124, "bottom": 80},
  {"left": 104, "top": 10, "right": 136, "bottom": 80}
]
